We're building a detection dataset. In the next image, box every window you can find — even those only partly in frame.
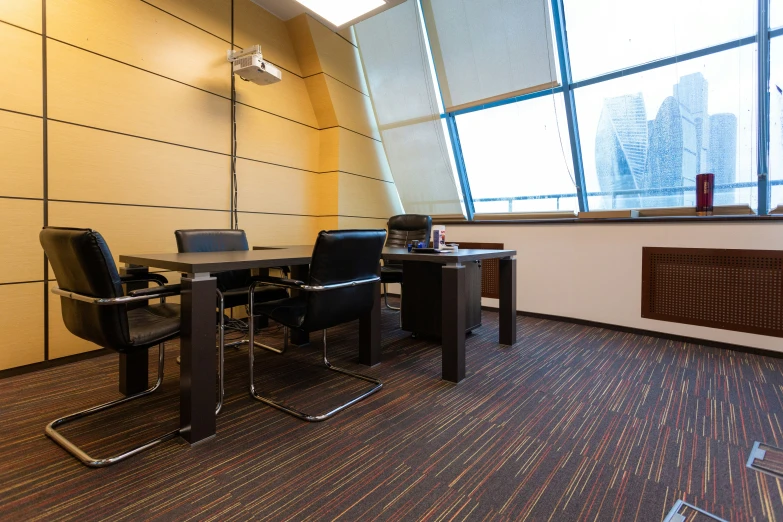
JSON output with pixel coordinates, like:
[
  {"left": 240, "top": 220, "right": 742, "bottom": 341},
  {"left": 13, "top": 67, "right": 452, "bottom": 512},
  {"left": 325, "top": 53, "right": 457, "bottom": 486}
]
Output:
[
  {"left": 457, "top": 94, "right": 578, "bottom": 213},
  {"left": 563, "top": 0, "right": 756, "bottom": 81},
  {"left": 770, "top": 36, "right": 783, "bottom": 209},
  {"left": 574, "top": 46, "right": 757, "bottom": 210}
]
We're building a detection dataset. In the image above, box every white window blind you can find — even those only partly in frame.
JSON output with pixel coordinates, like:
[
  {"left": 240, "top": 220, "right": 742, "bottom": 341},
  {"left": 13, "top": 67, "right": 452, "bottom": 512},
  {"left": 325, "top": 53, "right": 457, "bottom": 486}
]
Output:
[
  {"left": 355, "top": 0, "right": 464, "bottom": 216},
  {"left": 421, "top": 0, "right": 558, "bottom": 112}
]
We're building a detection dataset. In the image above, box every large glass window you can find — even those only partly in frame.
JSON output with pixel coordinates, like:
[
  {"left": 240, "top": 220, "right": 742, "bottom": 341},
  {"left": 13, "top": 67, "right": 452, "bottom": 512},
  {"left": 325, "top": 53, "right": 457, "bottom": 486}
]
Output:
[
  {"left": 770, "top": 36, "right": 783, "bottom": 210},
  {"left": 574, "top": 46, "right": 757, "bottom": 210},
  {"left": 457, "top": 94, "right": 578, "bottom": 213},
  {"left": 564, "top": 0, "right": 756, "bottom": 81}
]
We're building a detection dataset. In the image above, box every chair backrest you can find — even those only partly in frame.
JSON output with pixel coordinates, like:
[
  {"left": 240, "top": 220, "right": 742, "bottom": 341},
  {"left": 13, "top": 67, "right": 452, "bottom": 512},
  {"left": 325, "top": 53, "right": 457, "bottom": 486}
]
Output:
[
  {"left": 39, "top": 227, "right": 131, "bottom": 350},
  {"left": 385, "top": 214, "right": 432, "bottom": 248},
  {"left": 302, "top": 229, "right": 386, "bottom": 332},
  {"left": 175, "top": 229, "right": 250, "bottom": 291}
]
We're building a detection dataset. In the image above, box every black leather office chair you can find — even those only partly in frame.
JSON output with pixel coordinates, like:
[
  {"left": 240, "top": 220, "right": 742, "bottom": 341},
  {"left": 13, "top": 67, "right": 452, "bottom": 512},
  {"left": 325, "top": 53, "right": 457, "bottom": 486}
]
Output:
[
  {"left": 175, "top": 229, "right": 289, "bottom": 406},
  {"left": 381, "top": 214, "right": 432, "bottom": 310},
  {"left": 40, "top": 227, "right": 184, "bottom": 468},
  {"left": 246, "top": 229, "right": 386, "bottom": 421}
]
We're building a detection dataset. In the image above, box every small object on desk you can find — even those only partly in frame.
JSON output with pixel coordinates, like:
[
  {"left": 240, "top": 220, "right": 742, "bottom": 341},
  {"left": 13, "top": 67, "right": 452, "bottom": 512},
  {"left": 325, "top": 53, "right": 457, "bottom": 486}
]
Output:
[
  {"left": 417, "top": 241, "right": 425, "bottom": 249},
  {"left": 407, "top": 243, "right": 413, "bottom": 252},
  {"left": 432, "top": 230, "right": 440, "bottom": 250},
  {"left": 441, "top": 243, "right": 459, "bottom": 252},
  {"left": 412, "top": 247, "right": 443, "bottom": 253},
  {"left": 696, "top": 172, "right": 715, "bottom": 216}
]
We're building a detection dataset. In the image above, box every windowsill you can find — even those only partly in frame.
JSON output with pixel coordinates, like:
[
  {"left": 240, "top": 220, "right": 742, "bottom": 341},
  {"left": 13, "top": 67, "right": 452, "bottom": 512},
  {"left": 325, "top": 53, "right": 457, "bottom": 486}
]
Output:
[{"left": 434, "top": 214, "right": 783, "bottom": 225}]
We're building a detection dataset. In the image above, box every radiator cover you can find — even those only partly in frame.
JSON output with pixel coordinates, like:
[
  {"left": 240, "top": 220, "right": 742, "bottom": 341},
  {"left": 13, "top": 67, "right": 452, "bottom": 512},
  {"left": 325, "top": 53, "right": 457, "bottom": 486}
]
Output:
[{"left": 641, "top": 247, "right": 783, "bottom": 337}]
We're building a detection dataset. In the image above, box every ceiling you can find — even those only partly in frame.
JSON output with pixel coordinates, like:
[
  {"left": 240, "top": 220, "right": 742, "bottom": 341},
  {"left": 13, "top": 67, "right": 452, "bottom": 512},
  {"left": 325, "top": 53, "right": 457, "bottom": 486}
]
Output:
[{"left": 250, "top": 0, "right": 308, "bottom": 22}]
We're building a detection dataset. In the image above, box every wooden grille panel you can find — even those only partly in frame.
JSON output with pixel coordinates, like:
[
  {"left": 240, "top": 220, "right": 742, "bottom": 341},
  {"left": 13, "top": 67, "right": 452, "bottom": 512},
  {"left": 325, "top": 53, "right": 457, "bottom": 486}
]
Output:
[
  {"left": 642, "top": 247, "right": 783, "bottom": 337},
  {"left": 457, "top": 242, "right": 503, "bottom": 299}
]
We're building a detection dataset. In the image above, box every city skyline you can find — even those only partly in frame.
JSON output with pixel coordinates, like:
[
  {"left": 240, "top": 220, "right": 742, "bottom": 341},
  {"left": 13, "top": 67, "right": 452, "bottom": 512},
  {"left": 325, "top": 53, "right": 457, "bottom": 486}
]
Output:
[{"left": 595, "top": 72, "right": 737, "bottom": 209}]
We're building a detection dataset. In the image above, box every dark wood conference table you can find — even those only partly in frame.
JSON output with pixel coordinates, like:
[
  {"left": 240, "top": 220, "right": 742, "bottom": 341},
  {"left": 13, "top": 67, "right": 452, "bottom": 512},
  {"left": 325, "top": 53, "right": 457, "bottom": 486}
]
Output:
[{"left": 119, "top": 245, "right": 516, "bottom": 445}]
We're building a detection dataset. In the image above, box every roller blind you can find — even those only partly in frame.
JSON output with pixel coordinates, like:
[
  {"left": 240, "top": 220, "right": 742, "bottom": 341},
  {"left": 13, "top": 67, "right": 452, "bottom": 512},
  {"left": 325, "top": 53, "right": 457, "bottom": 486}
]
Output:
[
  {"left": 421, "top": 0, "right": 558, "bottom": 112},
  {"left": 355, "top": 0, "right": 464, "bottom": 216}
]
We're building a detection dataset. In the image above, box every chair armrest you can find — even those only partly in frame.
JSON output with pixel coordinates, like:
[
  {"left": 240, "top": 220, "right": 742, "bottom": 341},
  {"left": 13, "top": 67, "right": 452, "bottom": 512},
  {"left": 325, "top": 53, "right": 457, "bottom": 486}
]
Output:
[
  {"left": 251, "top": 275, "right": 380, "bottom": 293},
  {"left": 52, "top": 286, "right": 181, "bottom": 305},
  {"left": 120, "top": 272, "right": 169, "bottom": 286},
  {"left": 250, "top": 275, "right": 306, "bottom": 290},
  {"left": 128, "top": 284, "right": 181, "bottom": 298}
]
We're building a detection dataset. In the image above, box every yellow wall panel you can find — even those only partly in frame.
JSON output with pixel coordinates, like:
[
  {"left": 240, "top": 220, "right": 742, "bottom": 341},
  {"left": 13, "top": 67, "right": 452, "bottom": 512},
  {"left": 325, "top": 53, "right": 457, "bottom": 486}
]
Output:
[
  {"left": 0, "top": 1, "right": 41, "bottom": 33},
  {"left": 0, "top": 198, "right": 42, "bottom": 284},
  {"left": 337, "top": 173, "right": 402, "bottom": 218},
  {"left": 0, "top": 111, "right": 42, "bottom": 199},
  {"left": 235, "top": 159, "right": 324, "bottom": 215},
  {"left": 0, "top": 23, "right": 42, "bottom": 115},
  {"left": 234, "top": 0, "right": 301, "bottom": 76},
  {"left": 144, "top": 0, "right": 231, "bottom": 41},
  {"left": 305, "top": 17, "right": 368, "bottom": 95},
  {"left": 315, "top": 172, "right": 339, "bottom": 216},
  {"left": 236, "top": 72, "right": 318, "bottom": 128},
  {"left": 235, "top": 104, "right": 319, "bottom": 172},
  {"left": 321, "top": 128, "right": 392, "bottom": 181},
  {"left": 304, "top": 75, "right": 338, "bottom": 129},
  {"left": 48, "top": 122, "right": 230, "bottom": 210},
  {"left": 337, "top": 27, "right": 357, "bottom": 47},
  {"left": 48, "top": 40, "right": 230, "bottom": 154},
  {"left": 324, "top": 75, "right": 379, "bottom": 140},
  {"left": 48, "top": 201, "right": 230, "bottom": 267},
  {"left": 48, "top": 0, "right": 231, "bottom": 98},
  {"left": 337, "top": 216, "right": 388, "bottom": 230},
  {"left": 0, "top": 283, "right": 44, "bottom": 369},
  {"left": 237, "top": 212, "right": 320, "bottom": 247},
  {"left": 286, "top": 15, "right": 321, "bottom": 77}
]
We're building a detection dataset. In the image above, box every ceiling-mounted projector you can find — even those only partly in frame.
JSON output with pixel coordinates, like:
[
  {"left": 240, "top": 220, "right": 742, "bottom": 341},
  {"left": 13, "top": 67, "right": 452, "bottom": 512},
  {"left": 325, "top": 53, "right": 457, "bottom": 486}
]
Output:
[{"left": 227, "top": 45, "right": 281, "bottom": 85}]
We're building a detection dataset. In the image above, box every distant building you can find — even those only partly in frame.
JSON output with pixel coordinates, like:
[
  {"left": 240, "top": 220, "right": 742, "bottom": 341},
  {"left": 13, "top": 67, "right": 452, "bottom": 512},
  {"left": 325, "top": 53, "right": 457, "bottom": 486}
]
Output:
[
  {"left": 708, "top": 113, "right": 737, "bottom": 205},
  {"left": 594, "top": 94, "right": 647, "bottom": 209},
  {"left": 674, "top": 73, "right": 710, "bottom": 174},
  {"left": 644, "top": 96, "right": 698, "bottom": 207}
]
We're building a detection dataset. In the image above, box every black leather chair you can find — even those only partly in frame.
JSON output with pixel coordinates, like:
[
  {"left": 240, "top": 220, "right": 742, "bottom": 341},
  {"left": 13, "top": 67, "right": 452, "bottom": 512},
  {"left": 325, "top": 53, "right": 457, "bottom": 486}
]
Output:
[
  {"left": 40, "top": 227, "right": 185, "bottom": 468},
  {"left": 174, "top": 229, "right": 289, "bottom": 406},
  {"left": 247, "top": 229, "right": 386, "bottom": 422},
  {"left": 381, "top": 214, "right": 432, "bottom": 310}
]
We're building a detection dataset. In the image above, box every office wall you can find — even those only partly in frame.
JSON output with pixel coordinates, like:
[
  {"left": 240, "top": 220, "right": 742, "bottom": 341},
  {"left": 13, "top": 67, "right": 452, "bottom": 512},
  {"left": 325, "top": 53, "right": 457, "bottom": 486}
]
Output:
[
  {"left": 0, "top": 0, "right": 401, "bottom": 370},
  {"left": 446, "top": 221, "right": 783, "bottom": 353}
]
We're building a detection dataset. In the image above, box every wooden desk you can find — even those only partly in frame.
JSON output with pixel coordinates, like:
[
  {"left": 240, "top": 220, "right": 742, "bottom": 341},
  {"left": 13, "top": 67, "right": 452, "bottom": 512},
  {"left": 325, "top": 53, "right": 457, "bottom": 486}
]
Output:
[{"left": 119, "top": 246, "right": 382, "bottom": 445}]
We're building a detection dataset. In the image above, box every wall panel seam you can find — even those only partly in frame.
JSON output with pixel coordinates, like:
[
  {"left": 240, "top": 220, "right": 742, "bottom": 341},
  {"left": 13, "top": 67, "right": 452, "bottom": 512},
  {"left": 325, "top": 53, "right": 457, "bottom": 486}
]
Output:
[
  {"left": 42, "top": 0, "right": 49, "bottom": 361},
  {"left": 318, "top": 170, "right": 395, "bottom": 183},
  {"left": 0, "top": 280, "right": 46, "bottom": 286},
  {"left": 0, "top": 18, "right": 41, "bottom": 36},
  {"left": 0, "top": 195, "right": 45, "bottom": 202},
  {"left": 0, "top": 107, "right": 43, "bottom": 119},
  {"left": 139, "top": 0, "right": 232, "bottom": 45},
  {"left": 49, "top": 199, "right": 234, "bottom": 213},
  {"left": 47, "top": 37, "right": 232, "bottom": 100},
  {"left": 304, "top": 71, "right": 368, "bottom": 97},
  {"left": 321, "top": 125, "right": 381, "bottom": 142}
]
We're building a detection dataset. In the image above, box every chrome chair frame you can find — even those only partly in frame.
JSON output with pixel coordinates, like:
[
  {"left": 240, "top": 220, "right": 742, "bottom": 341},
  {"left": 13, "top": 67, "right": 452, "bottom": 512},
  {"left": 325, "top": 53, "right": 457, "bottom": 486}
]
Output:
[
  {"left": 247, "top": 276, "right": 383, "bottom": 422},
  {"left": 382, "top": 283, "right": 401, "bottom": 311},
  {"left": 47, "top": 284, "right": 181, "bottom": 468}
]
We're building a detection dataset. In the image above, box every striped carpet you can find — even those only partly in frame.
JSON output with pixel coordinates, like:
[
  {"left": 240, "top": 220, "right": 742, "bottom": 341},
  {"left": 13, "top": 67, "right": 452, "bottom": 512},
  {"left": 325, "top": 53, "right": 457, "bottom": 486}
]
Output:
[{"left": 1, "top": 300, "right": 783, "bottom": 521}]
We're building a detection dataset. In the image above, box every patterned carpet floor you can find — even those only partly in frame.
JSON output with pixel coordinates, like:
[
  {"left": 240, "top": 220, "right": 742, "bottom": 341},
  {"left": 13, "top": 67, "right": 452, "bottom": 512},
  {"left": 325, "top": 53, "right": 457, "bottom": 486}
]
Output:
[{"left": 1, "top": 300, "right": 783, "bottom": 521}]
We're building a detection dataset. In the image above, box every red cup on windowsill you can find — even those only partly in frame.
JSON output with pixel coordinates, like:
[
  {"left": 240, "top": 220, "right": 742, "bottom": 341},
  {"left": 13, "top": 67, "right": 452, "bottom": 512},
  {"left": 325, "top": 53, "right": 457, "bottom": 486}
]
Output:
[{"left": 696, "top": 173, "right": 715, "bottom": 216}]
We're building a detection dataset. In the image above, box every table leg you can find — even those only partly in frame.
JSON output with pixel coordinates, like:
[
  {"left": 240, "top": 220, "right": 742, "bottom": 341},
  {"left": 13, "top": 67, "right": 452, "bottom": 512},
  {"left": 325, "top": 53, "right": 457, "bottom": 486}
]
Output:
[
  {"left": 359, "top": 279, "right": 381, "bottom": 366},
  {"left": 180, "top": 273, "right": 217, "bottom": 444},
  {"left": 442, "top": 264, "right": 466, "bottom": 383},
  {"left": 289, "top": 264, "right": 310, "bottom": 346},
  {"left": 499, "top": 257, "right": 517, "bottom": 345},
  {"left": 119, "top": 264, "right": 149, "bottom": 395}
]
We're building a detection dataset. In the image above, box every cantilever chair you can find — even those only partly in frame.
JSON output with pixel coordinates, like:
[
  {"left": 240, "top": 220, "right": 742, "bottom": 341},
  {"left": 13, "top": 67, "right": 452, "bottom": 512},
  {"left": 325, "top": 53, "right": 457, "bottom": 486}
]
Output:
[
  {"left": 381, "top": 214, "right": 432, "bottom": 310},
  {"left": 40, "top": 227, "right": 193, "bottom": 468},
  {"left": 247, "top": 229, "right": 386, "bottom": 421},
  {"left": 175, "top": 229, "right": 289, "bottom": 408}
]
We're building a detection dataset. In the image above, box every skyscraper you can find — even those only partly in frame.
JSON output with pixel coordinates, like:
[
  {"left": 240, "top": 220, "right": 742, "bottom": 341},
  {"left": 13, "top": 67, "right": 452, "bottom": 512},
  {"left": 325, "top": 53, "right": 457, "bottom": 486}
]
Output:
[
  {"left": 708, "top": 113, "right": 737, "bottom": 205},
  {"left": 594, "top": 94, "right": 647, "bottom": 209},
  {"left": 674, "top": 73, "right": 710, "bottom": 175},
  {"left": 644, "top": 96, "right": 698, "bottom": 207}
]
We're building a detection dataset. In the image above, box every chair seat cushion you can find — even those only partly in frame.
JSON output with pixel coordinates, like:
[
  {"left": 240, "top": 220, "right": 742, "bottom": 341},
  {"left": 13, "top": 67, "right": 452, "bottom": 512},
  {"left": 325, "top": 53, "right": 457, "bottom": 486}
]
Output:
[
  {"left": 222, "top": 285, "right": 289, "bottom": 309},
  {"left": 251, "top": 295, "right": 307, "bottom": 329},
  {"left": 128, "top": 303, "right": 181, "bottom": 348},
  {"left": 380, "top": 265, "right": 403, "bottom": 284}
]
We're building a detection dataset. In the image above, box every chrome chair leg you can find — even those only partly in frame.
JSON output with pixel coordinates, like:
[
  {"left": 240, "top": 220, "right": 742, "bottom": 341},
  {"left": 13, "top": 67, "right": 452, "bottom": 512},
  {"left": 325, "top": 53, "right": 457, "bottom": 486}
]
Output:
[
  {"left": 45, "top": 343, "right": 180, "bottom": 468},
  {"left": 247, "top": 327, "right": 382, "bottom": 422},
  {"left": 383, "top": 283, "right": 400, "bottom": 311}
]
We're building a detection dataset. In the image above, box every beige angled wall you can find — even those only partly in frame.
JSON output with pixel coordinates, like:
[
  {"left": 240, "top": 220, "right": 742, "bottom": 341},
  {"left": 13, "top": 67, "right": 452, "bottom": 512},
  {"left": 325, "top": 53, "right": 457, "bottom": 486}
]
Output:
[{"left": 0, "top": 0, "right": 401, "bottom": 371}]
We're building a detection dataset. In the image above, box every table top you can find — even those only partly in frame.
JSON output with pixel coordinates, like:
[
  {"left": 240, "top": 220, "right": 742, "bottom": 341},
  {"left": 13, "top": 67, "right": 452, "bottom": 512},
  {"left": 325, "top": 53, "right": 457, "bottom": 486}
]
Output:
[{"left": 120, "top": 245, "right": 516, "bottom": 274}]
